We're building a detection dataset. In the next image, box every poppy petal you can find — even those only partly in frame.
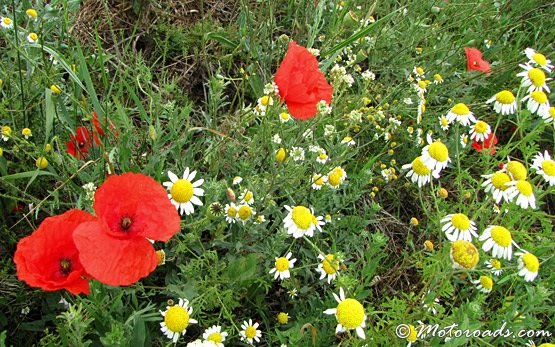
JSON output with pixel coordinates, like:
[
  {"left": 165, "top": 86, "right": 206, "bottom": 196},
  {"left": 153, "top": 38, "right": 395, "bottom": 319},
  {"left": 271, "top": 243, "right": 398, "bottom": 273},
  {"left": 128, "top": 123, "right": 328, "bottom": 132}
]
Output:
[
  {"left": 93, "top": 173, "right": 181, "bottom": 242},
  {"left": 465, "top": 47, "right": 491, "bottom": 73},
  {"left": 73, "top": 220, "right": 158, "bottom": 286}
]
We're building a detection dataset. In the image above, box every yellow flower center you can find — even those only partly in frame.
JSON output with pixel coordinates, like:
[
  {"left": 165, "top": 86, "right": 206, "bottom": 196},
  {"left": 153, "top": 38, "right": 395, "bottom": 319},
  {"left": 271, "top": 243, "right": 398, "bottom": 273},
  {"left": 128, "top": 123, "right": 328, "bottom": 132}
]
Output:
[
  {"left": 238, "top": 205, "right": 252, "bottom": 220},
  {"left": 528, "top": 68, "right": 546, "bottom": 86},
  {"left": 490, "top": 259, "right": 502, "bottom": 269},
  {"left": 530, "top": 90, "right": 547, "bottom": 103},
  {"left": 322, "top": 254, "right": 339, "bottom": 275},
  {"left": 407, "top": 325, "right": 417, "bottom": 342},
  {"left": 532, "top": 52, "right": 547, "bottom": 66},
  {"left": 207, "top": 332, "right": 223, "bottom": 343},
  {"left": 226, "top": 206, "right": 237, "bottom": 218},
  {"left": 507, "top": 161, "right": 527, "bottom": 180},
  {"left": 28, "top": 32, "right": 38, "bottom": 41},
  {"left": 451, "top": 213, "right": 470, "bottom": 230},
  {"left": 418, "top": 80, "right": 427, "bottom": 89},
  {"left": 275, "top": 257, "right": 289, "bottom": 272},
  {"left": 491, "top": 172, "right": 511, "bottom": 191},
  {"left": 260, "top": 95, "right": 271, "bottom": 106},
  {"left": 26, "top": 9, "right": 38, "bottom": 18},
  {"left": 245, "top": 326, "right": 257, "bottom": 339},
  {"left": 277, "top": 312, "right": 289, "bottom": 325},
  {"left": 164, "top": 306, "right": 190, "bottom": 333},
  {"left": 318, "top": 152, "right": 328, "bottom": 161},
  {"left": 479, "top": 275, "right": 493, "bottom": 290},
  {"left": 451, "top": 240, "right": 479, "bottom": 269},
  {"left": 474, "top": 121, "right": 488, "bottom": 134},
  {"left": 279, "top": 112, "right": 290, "bottom": 121},
  {"left": 243, "top": 191, "right": 253, "bottom": 202},
  {"left": 291, "top": 206, "right": 313, "bottom": 230},
  {"left": 424, "top": 240, "right": 434, "bottom": 251},
  {"left": 336, "top": 298, "right": 365, "bottom": 329},
  {"left": 434, "top": 74, "right": 442, "bottom": 82},
  {"left": 313, "top": 174, "right": 325, "bottom": 186},
  {"left": 411, "top": 156, "right": 431, "bottom": 176},
  {"left": 451, "top": 103, "right": 470, "bottom": 115},
  {"left": 440, "top": 117, "right": 449, "bottom": 127},
  {"left": 2, "top": 18, "right": 12, "bottom": 25},
  {"left": 515, "top": 180, "right": 533, "bottom": 196},
  {"left": 416, "top": 67, "right": 424, "bottom": 75},
  {"left": 522, "top": 253, "right": 539, "bottom": 272},
  {"left": 328, "top": 171, "right": 343, "bottom": 187},
  {"left": 2, "top": 126, "right": 12, "bottom": 136},
  {"left": 496, "top": 90, "right": 515, "bottom": 104},
  {"left": 541, "top": 159, "right": 555, "bottom": 176},
  {"left": 22, "top": 128, "right": 32, "bottom": 136},
  {"left": 428, "top": 142, "right": 449, "bottom": 162},
  {"left": 490, "top": 226, "right": 512, "bottom": 247},
  {"left": 171, "top": 179, "right": 194, "bottom": 203},
  {"left": 50, "top": 84, "right": 62, "bottom": 95},
  {"left": 343, "top": 136, "right": 352, "bottom": 142},
  {"left": 275, "top": 148, "right": 286, "bottom": 162}
]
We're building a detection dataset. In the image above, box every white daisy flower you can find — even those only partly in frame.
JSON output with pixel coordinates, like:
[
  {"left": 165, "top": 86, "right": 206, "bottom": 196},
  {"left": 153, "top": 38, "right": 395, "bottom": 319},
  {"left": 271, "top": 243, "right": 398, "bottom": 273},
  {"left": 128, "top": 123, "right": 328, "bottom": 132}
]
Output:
[
  {"left": 283, "top": 205, "right": 323, "bottom": 238},
  {"left": 486, "top": 90, "right": 517, "bottom": 116},
  {"left": 232, "top": 176, "right": 243, "bottom": 185},
  {"left": 316, "top": 254, "right": 341, "bottom": 283},
  {"left": 446, "top": 103, "right": 476, "bottom": 126},
  {"left": 316, "top": 150, "right": 329, "bottom": 164},
  {"left": 311, "top": 173, "right": 327, "bottom": 190},
  {"left": 505, "top": 159, "right": 528, "bottom": 181},
  {"left": 240, "top": 319, "right": 261, "bottom": 345},
  {"left": 327, "top": 166, "right": 347, "bottom": 189},
  {"left": 1, "top": 17, "right": 13, "bottom": 29},
  {"left": 517, "top": 64, "right": 551, "bottom": 94},
  {"left": 160, "top": 299, "right": 197, "bottom": 343},
  {"left": 239, "top": 189, "right": 254, "bottom": 205},
  {"left": 472, "top": 275, "right": 493, "bottom": 293},
  {"left": 505, "top": 180, "right": 536, "bottom": 209},
  {"left": 438, "top": 116, "right": 450, "bottom": 131},
  {"left": 202, "top": 325, "right": 228, "bottom": 347},
  {"left": 469, "top": 120, "right": 491, "bottom": 142},
  {"left": 531, "top": 150, "right": 555, "bottom": 185},
  {"left": 421, "top": 133, "right": 451, "bottom": 173},
  {"left": 522, "top": 91, "right": 550, "bottom": 117},
  {"left": 254, "top": 214, "right": 266, "bottom": 224},
  {"left": 413, "top": 66, "right": 425, "bottom": 78},
  {"left": 540, "top": 106, "right": 555, "bottom": 125},
  {"left": 479, "top": 225, "right": 515, "bottom": 260},
  {"left": 26, "top": 32, "right": 38, "bottom": 43},
  {"left": 481, "top": 171, "right": 513, "bottom": 203},
  {"left": 460, "top": 134, "right": 469, "bottom": 148},
  {"left": 163, "top": 168, "right": 204, "bottom": 215},
  {"left": 279, "top": 112, "right": 291, "bottom": 123},
  {"left": 269, "top": 252, "right": 297, "bottom": 280},
  {"left": 525, "top": 47, "right": 554, "bottom": 72},
  {"left": 290, "top": 147, "right": 305, "bottom": 162},
  {"left": 516, "top": 252, "right": 540, "bottom": 282},
  {"left": 224, "top": 203, "right": 238, "bottom": 224},
  {"left": 236, "top": 204, "right": 255, "bottom": 224},
  {"left": 433, "top": 73, "right": 444, "bottom": 84},
  {"left": 441, "top": 213, "right": 478, "bottom": 242},
  {"left": 485, "top": 259, "right": 503, "bottom": 276},
  {"left": 402, "top": 156, "right": 439, "bottom": 187},
  {"left": 258, "top": 95, "right": 273, "bottom": 109},
  {"left": 341, "top": 136, "right": 355, "bottom": 146},
  {"left": 186, "top": 340, "right": 218, "bottom": 347},
  {"left": 323, "top": 288, "right": 366, "bottom": 339}
]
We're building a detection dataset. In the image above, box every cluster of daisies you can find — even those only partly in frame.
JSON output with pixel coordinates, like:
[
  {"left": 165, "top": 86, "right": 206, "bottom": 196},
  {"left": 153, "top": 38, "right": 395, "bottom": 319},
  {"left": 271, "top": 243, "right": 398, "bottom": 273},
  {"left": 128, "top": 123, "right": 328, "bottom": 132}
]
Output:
[
  {"left": 1, "top": 124, "right": 51, "bottom": 168},
  {"left": 1, "top": 9, "right": 41, "bottom": 43}
]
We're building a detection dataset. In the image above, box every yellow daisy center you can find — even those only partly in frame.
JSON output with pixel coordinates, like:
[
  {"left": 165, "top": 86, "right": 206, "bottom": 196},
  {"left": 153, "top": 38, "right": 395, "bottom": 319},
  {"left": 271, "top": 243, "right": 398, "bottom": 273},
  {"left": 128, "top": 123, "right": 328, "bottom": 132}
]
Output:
[
  {"left": 522, "top": 253, "right": 539, "bottom": 272},
  {"left": 428, "top": 142, "right": 449, "bottom": 162},
  {"left": 171, "top": 179, "right": 194, "bottom": 203},
  {"left": 280, "top": 112, "right": 290, "bottom": 121},
  {"left": 418, "top": 80, "right": 427, "bottom": 89},
  {"left": 277, "top": 312, "right": 289, "bottom": 325},
  {"left": 313, "top": 175, "right": 325, "bottom": 186},
  {"left": 207, "top": 332, "right": 222, "bottom": 343},
  {"left": 260, "top": 95, "right": 271, "bottom": 106},
  {"left": 490, "top": 226, "right": 512, "bottom": 247},
  {"left": 322, "top": 254, "right": 339, "bottom": 275},
  {"left": 549, "top": 107, "right": 555, "bottom": 119},
  {"left": 541, "top": 159, "right": 555, "bottom": 176},
  {"left": 434, "top": 74, "right": 442, "bottom": 82},
  {"left": 22, "top": 128, "right": 32, "bottom": 136},
  {"left": 451, "top": 103, "right": 470, "bottom": 115},
  {"left": 451, "top": 213, "right": 470, "bottom": 230},
  {"left": 343, "top": 136, "right": 353, "bottom": 142},
  {"left": 515, "top": 180, "right": 533, "bottom": 196},
  {"left": 336, "top": 298, "right": 365, "bottom": 329},
  {"left": 2, "top": 18, "right": 12, "bottom": 25},
  {"left": 530, "top": 90, "right": 547, "bottom": 103},
  {"left": 411, "top": 156, "right": 431, "bottom": 176},
  {"left": 291, "top": 206, "right": 313, "bottom": 229},
  {"left": 319, "top": 153, "right": 328, "bottom": 161},
  {"left": 238, "top": 205, "right": 252, "bottom": 220},
  {"left": 164, "top": 306, "right": 189, "bottom": 333},
  {"left": 26, "top": 9, "right": 38, "bottom": 18},
  {"left": 226, "top": 206, "right": 237, "bottom": 218},
  {"left": 479, "top": 275, "right": 493, "bottom": 290},
  {"left": 491, "top": 172, "right": 511, "bottom": 191},
  {"left": 416, "top": 67, "right": 424, "bottom": 75},
  {"left": 496, "top": 90, "right": 515, "bottom": 104},
  {"left": 440, "top": 117, "right": 449, "bottom": 127},
  {"left": 528, "top": 68, "right": 546, "bottom": 86},
  {"left": 474, "top": 121, "right": 488, "bottom": 134},
  {"left": 507, "top": 161, "right": 527, "bottom": 180},
  {"left": 28, "top": 33, "right": 38, "bottom": 41},
  {"left": 532, "top": 52, "right": 547, "bottom": 66},
  {"left": 274, "top": 257, "right": 289, "bottom": 272},
  {"left": 328, "top": 171, "right": 343, "bottom": 187},
  {"left": 490, "top": 259, "right": 502, "bottom": 269},
  {"left": 243, "top": 191, "right": 253, "bottom": 202},
  {"left": 451, "top": 240, "right": 479, "bottom": 269},
  {"left": 2, "top": 126, "right": 12, "bottom": 136},
  {"left": 245, "top": 326, "right": 257, "bottom": 339},
  {"left": 407, "top": 325, "right": 417, "bottom": 342}
]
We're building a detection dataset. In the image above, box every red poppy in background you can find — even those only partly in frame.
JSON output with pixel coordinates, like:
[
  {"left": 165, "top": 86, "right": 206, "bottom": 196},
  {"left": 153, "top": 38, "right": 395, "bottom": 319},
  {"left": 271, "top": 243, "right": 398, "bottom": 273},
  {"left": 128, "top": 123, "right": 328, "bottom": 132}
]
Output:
[
  {"left": 14, "top": 210, "right": 96, "bottom": 295},
  {"left": 91, "top": 111, "right": 119, "bottom": 139},
  {"left": 66, "top": 126, "right": 98, "bottom": 160},
  {"left": 73, "top": 173, "right": 181, "bottom": 286},
  {"left": 465, "top": 47, "right": 491, "bottom": 73},
  {"left": 274, "top": 41, "right": 333, "bottom": 120},
  {"left": 472, "top": 133, "right": 498, "bottom": 154}
]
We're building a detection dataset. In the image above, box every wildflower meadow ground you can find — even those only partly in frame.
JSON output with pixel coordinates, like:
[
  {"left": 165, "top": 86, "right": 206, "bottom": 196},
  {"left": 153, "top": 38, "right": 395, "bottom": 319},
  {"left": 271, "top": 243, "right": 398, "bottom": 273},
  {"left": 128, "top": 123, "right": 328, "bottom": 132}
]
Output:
[{"left": 1, "top": 0, "right": 554, "bottom": 346}]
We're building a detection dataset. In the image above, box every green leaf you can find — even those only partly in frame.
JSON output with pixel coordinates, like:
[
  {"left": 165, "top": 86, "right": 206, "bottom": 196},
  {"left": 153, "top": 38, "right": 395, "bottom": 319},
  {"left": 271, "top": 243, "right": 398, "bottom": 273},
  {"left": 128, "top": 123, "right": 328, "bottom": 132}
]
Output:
[
  {"left": 1, "top": 170, "right": 56, "bottom": 181},
  {"left": 224, "top": 254, "right": 259, "bottom": 286},
  {"left": 44, "top": 89, "right": 55, "bottom": 142},
  {"left": 205, "top": 32, "right": 239, "bottom": 50},
  {"left": 30, "top": 44, "right": 86, "bottom": 90}
]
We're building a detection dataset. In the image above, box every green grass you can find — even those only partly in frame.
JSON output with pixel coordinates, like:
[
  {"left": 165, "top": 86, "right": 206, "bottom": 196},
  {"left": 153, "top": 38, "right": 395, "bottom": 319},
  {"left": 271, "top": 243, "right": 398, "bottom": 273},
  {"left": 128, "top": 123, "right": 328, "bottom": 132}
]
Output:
[{"left": 1, "top": 0, "right": 555, "bottom": 346}]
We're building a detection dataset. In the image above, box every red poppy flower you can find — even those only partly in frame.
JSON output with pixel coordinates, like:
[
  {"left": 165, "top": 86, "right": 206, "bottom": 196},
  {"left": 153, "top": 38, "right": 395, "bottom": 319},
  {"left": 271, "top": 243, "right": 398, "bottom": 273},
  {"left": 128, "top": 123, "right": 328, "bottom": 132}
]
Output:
[
  {"left": 472, "top": 133, "right": 498, "bottom": 154},
  {"left": 73, "top": 173, "right": 181, "bottom": 286},
  {"left": 274, "top": 41, "right": 333, "bottom": 120},
  {"left": 464, "top": 47, "right": 491, "bottom": 73},
  {"left": 14, "top": 209, "right": 96, "bottom": 295},
  {"left": 66, "top": 126, "right": 97, "bottom": 160},
  {"left": 91, "top": 111, "right": 119, "bottom": 139}
]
